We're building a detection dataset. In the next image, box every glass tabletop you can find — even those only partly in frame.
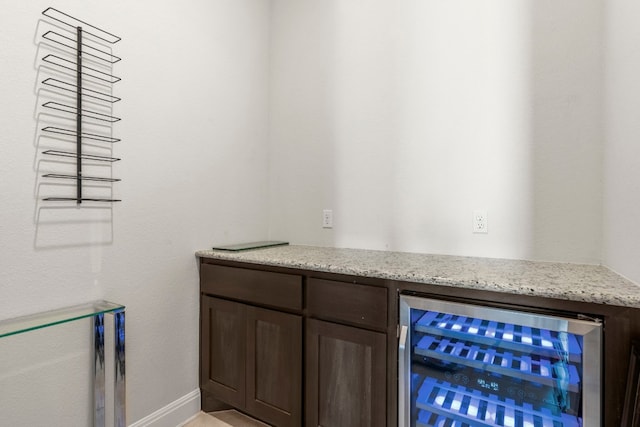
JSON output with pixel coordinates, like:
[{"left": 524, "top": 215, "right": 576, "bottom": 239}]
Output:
[{"left": 0, "top": 300, "right": 124, "bottom": 338}]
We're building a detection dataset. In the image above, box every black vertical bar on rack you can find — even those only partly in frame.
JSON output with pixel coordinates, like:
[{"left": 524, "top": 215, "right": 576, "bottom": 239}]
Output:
[{"left": 76, "top": 26, "right": 82, "bottom": 204}]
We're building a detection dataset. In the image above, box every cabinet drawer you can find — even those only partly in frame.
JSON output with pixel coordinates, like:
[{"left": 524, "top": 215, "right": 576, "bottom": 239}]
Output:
[
  {"left": 307, "top": 278, "right": 387, "bottom": 329},
  {"left": 201, "top": 263, "right": 302, "bottom": 311}
]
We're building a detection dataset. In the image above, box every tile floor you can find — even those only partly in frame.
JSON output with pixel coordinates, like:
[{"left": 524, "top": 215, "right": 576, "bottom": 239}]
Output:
[{"left": 181, "top": 410, "right": 270, "bottom": 427}]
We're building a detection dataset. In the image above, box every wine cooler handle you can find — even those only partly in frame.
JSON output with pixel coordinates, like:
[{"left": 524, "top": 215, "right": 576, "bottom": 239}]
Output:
[
  {"left": 399, "top": 324, "right": 408, "bottom": 351},
  {"left": 398, "top": 324, "right": 408, "bottom": 427}
]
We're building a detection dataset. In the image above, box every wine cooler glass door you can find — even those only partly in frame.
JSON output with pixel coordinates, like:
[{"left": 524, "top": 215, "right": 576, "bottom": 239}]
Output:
[{"left": 399, "top": 295, "right": 602, "bottom": 427}]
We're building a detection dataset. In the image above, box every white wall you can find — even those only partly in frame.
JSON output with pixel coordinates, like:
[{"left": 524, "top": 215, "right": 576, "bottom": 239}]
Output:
[
  {"left": 268, "top": 0, "right": 604, "bottom": 264},
  {"left": 0, "top": 0, "right": 270, "bottom": 425},
  {"left": 603, "top": 0, "right": 640, "bottom": 284}
]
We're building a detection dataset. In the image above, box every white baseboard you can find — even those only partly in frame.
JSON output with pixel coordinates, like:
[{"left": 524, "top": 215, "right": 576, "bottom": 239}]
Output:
[{"left": 129, "top": 389, "right": 201, "bottom": 427}]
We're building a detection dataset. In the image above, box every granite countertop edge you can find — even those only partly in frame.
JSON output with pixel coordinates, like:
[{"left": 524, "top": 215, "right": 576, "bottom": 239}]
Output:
[{"left": 196, "top": 245, "right": 640, "bottom": 309}]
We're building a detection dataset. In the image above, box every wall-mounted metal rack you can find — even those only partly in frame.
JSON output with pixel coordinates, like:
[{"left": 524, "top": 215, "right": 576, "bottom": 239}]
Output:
[{"left": 40, "top": 7, "right": 122, "bottom": 204}]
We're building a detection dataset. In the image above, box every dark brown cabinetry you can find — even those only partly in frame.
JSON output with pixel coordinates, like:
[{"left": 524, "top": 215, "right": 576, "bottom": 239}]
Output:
[
  {"left": 245, "top": 305, "right": 302, "bottom": 427},
  {"left": 305, "top": 278, "right": 389, "bottom": 427},
  {"left": 201, "top": 296, "right": 245, "bottom": 408},
  {"left": 200, "top": 263, "right": 303, "bottom": 427},
  {"left": 306, "top": 318, "right": 386, "bottom": 427},
  {"left": 200, "top": 261, "right": 392, "bottom": 427}
]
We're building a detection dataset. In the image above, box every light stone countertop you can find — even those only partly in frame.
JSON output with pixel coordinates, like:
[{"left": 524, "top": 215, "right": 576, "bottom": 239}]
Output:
[{"left": 196, "top": 245, "right": 640, "bottom": 309}]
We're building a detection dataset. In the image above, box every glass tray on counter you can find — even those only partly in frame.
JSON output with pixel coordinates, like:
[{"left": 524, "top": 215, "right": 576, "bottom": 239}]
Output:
[{"left": 211, "top": 240, "right": 289, "bottom": 251}]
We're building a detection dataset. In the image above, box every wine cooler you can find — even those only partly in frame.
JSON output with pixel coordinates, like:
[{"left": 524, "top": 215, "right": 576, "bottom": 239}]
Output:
[{"left": 399, "top": 295, "right": 602, "bottom": 427}]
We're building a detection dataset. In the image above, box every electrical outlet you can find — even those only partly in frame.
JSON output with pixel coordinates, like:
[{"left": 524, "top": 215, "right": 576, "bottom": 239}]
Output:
[
  {"left": 473, "top": 210, "right": 488, "bottom": 233},
  {"left": 322, "top": 209, "right": 333, "bottom": 228}
]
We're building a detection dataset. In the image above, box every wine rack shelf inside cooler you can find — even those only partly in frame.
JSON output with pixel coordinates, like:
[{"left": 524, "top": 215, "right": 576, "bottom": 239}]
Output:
[
  {"left": 414, "top": 310, "right": 582, "bottom": 363},
  {"left": 416, "top": 377, "right": 580, "bottom": 427},
  {"left": 414, "top": 335, "right": 580, "bottom": 392}
]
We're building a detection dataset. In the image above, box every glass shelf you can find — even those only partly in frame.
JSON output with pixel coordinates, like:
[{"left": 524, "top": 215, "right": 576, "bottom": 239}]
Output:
[{"left": 0, "top": 300, "right": 124, "bottom": 339}]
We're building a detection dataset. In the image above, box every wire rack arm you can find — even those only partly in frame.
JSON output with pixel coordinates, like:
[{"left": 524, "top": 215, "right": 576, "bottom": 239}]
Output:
[{"left": 42, "top": 7, "right": 121, "bottom": 44}]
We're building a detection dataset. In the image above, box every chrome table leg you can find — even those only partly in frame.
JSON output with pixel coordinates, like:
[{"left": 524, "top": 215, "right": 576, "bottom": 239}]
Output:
[
  {"left": 94, "top": 314, "right": 105, "bottom": 427},
  {"left": 93, "top": 308, "right": 125, "bottom": 427},
  {"left": 114, "top": 310, "right": 126, "bottom": 427}
]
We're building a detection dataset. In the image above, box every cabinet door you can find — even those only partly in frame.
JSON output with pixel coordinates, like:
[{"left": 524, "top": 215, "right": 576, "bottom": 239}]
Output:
[
  {"left": 200, "top": 296, "right": 245, "bottom": 409},
  {"left": 246, "top": 306, "right": 302, "bottom": 427},
  {"left": 306, "top": 318, "right": 387, "bottom": 427}
]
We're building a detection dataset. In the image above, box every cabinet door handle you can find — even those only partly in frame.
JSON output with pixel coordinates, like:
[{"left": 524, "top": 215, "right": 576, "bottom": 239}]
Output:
[{"left": 398, "top": 325, "right": 408, "bottom": 427}]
